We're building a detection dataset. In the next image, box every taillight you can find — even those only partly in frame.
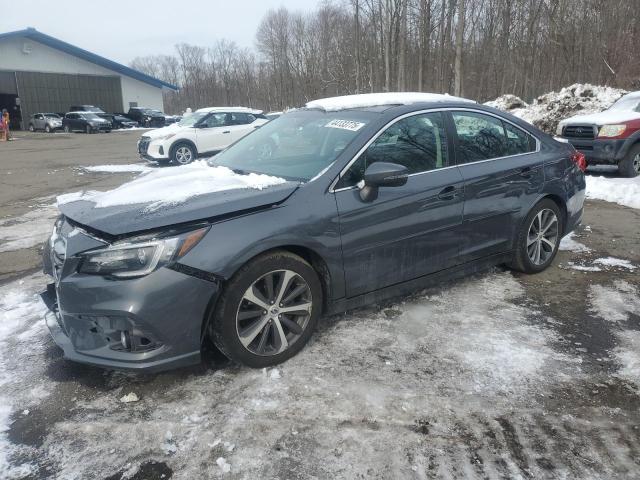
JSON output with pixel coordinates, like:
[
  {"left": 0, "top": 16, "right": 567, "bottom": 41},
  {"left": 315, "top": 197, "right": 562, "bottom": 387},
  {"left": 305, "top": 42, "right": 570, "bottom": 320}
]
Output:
[{"left": 571, "top": 151, "right": 587, "bottom": 172}]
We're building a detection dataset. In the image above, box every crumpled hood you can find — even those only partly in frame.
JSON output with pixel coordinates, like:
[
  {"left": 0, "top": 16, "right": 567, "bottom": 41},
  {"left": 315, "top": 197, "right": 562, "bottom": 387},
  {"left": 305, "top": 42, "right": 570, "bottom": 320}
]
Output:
[
  {"left": 561, "top": 109, "right": 640, "bottom": 126},
  {"left": 57, "top": 164, "right": 298, "bottom": 237}
]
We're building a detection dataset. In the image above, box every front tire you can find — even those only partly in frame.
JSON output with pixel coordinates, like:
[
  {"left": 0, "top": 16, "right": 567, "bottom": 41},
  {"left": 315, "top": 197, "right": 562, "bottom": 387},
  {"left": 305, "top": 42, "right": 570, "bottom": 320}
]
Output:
[
  {"left": 85, "top": 125, "right": 92, "bottom": 134},
  {"left": 45, "top": 124, "right": 51, "bottom": 133},
  {"left": 171, "top": 142, "right": 196, "bottom": 165},
  {"left": 509, "top": 199, "right": 562, "bottom": 274},
  {"left": 63, "top": 125, "right": 70, "bottom": 133},
  {"left": 618, "top": 144, "right": 640, "bottom": 178},
  {"left": 210, "top": 251, "right": 323, "bottom": 368},
  {"left": 28, "top": 124, "right": 35, "bottom": 132}
]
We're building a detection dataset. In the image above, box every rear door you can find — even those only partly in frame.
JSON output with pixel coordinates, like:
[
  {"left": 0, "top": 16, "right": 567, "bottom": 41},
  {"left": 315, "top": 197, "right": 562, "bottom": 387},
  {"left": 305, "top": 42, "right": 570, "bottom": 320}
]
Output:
[
  {"left": 334, "top": 111, "right": 465, "bottom": 297},
  {"left": 449, "top": 110, "right": 543, "bottom": 262}
]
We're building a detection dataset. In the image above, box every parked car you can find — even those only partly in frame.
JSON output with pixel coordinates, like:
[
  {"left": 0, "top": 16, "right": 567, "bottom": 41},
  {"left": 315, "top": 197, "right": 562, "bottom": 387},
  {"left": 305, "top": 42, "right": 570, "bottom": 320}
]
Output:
[
  {"left": 62, "top": 112, "right": 112, "bottom": 133},
  {"left": 152, "top": 110, "right": 181, "bottom": 125},
  {"left": 69, "top": 105, "right": 105, "bottom": 113},
  {"left": 28, "top": 113, "right": 62, "bottom": 132},
  {"left": 265, "top": 111, "right": 283, "bottom": 121},
  {"left": 557, "top": 91, "right": 640, "bottom": 177},
  {"left": 111, "top": 115, "right": 139, "bottom": 129},
  {"left": 42, "top": 92, "right": 586, "bottom": 372},
  {"left": 137, "top": 107, "right": 268, "bottom": 164},
  {"left": 127, "top": 107, "right": 166, "bottom": 128}
]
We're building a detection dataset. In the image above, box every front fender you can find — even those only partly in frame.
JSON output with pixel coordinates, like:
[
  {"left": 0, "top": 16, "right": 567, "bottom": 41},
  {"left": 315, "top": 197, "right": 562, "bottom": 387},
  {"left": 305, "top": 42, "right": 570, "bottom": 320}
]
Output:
[
  {"left": 178, "top": 192, "right": 345, "bottom": 300},
  {"left": 617, "top": 130, "right": 640, "bottom": 159}
]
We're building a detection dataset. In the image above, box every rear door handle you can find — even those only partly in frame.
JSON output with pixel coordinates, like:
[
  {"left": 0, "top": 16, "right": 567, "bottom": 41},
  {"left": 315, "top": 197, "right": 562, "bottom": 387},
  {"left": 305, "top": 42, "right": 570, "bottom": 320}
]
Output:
[
  {"left": 222, "top": 130, "right": 231, "bottom": 134},
  {"left": 437, "top": 185, "right": 457, "bottom": 201}
]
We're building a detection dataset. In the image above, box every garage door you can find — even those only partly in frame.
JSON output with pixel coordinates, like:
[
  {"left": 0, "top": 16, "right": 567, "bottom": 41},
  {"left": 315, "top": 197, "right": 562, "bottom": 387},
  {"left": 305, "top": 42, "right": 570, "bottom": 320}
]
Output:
[{"left": 16, "top": 71, "right": 123, "bottom": 123}]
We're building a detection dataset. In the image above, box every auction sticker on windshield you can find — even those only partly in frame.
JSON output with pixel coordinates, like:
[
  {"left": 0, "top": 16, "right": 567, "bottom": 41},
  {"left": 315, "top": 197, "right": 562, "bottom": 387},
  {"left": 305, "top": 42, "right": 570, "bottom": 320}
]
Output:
[{"left": 325, "top": 119, "right": 366, "bottom": 131}]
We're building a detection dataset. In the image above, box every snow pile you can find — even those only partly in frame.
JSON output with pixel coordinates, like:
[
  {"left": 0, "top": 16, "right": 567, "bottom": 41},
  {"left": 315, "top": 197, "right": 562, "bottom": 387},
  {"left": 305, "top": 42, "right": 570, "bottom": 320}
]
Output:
[
  {"left": 588, "top": 280, "right": 640, "bottom": 323},
  {"left": 0, "top": 202, "right": 58, "bottom": 253},
  {"left": 586, "top": 175, "right": 640, "bottom": 210},
  {"left": 614, "top": 330, "right": 640, "bottom": 387},
  {"left": 57, "top": 162, "right": 288, "bottom": 211},
  {"left": 306, "top": 92, "right": 474, "bottom": 111},
  {"left": 486, "top": 83, "right": 627, "bottom": 133},
  {"left": 81, "top": 164, "right": 153, "bottom": 174}
]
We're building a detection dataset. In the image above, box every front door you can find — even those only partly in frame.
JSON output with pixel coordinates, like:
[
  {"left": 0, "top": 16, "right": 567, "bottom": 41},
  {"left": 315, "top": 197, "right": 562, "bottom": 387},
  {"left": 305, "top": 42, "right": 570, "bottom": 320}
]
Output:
[
  {"left": 196, "top": 112, "right": 231, "bottom": 153},
  {"left": 449, "top": 110, "right": 544, "bottom": 262},
  {"left": 334, "top": 111, "right": 465, "bottom": 298}
]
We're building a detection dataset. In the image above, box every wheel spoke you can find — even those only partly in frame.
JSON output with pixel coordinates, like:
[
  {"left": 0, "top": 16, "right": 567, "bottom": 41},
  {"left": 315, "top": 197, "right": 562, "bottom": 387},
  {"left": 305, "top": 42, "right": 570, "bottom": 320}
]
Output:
[
  {"left": 280, "top": 302, "right": 312, "bottom": 315},
  {"left": 237, "top": 309, "right": 263, "bottom": 321},
  {"left": 264, "top": 273, "right": 275, "bottom": 302},
  {"left": 238, "top": 316, "right": 269, "bottom": 348},
  {"left": 527, "top": 234, "right": 537, "bottom": 246},
  {"left": 272, "top": 317, "right": 289, "bottom": 353},
  {"left": 535, "top": 240, "right": 542, "bottom": 264},
  {"left": 275, "top": 270, "right": 296, "bottom": 305},
  {"left": 256, "top": 323, "right": 271, "bottom": 354},
  {"left": 541, "top": 215, "right": 557, "bottom": 234},
  {"left": 279, "top": 315, "right": 303, "bottom": 334},
  {"left": 540, "top": 236, "right": 556, "bottom": 250},
  {"left": 244, "top": 285, "right": 270, "bottom": 310},
  {"left": 281, "top": 284, "right": 308, "bottom": 305}
]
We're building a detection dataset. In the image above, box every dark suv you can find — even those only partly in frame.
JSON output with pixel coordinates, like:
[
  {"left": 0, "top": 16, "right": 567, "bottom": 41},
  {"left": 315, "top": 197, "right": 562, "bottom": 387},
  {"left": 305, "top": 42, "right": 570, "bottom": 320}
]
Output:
[
  {"left": 127, "top": 107, "right": 166, "bottom": 128},
  {"left": 42, "top": 93, "right": 586, "bottom": 372},
  {"left": 63, "top": 112, "right": 112, "bottom": 133},
  {"left": 557, "top": 92, "right": 640, "bottom": 177}
]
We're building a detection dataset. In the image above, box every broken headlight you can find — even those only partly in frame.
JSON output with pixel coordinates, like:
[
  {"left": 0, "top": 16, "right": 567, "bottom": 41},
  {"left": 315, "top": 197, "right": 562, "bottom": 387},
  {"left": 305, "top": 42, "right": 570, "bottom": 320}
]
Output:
[{"left": 78, "top": 227, "right": 209, "bottom": 278}]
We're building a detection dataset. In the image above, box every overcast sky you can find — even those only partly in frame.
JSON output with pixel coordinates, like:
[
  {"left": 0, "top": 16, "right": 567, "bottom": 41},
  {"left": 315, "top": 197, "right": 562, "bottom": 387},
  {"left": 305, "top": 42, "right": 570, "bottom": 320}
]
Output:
[{"left": 1, "top": 0, "right": 321, "bottom": 65}]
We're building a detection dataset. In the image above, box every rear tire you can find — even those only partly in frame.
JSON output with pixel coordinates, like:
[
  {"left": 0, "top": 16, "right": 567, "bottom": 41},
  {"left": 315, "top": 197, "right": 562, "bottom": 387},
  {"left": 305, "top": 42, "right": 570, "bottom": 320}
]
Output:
[
  {"left": 45, "top": 125, "right": 51, "bottom": 133},
  {"left": 28, "top": 124, "right": 35, "bottom": 132},
  {"left": 509, "top": 198, "right": 562, "bottom": 274},
  {"left": 618, "top": 144, "right": 640, "bottom": 178},
  {"left": 63, "top": 125, "right": 70, "bottom": 133},
  {"left": 210, "top": 251, "right": 323, "bottom": 368}
]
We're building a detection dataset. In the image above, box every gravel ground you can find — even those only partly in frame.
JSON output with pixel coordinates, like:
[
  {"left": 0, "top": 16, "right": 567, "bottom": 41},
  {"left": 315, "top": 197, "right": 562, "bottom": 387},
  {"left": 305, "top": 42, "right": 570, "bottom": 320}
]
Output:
[{"left": 0, "top": 132, "right": 639, "bottom": 479}]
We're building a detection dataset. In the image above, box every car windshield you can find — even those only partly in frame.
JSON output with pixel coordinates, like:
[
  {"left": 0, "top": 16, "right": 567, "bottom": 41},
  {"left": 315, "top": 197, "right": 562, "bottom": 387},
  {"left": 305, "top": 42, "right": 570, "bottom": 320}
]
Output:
[
  {"left": 211, "top": 110, "right": 374, "bottom": 181},
  {"left": 178, "top": 111, "right": 209, "bottom": 127},
  {"left": 44, "top": 113, "right": 60, "bottom": 118},
  {"left": 609, "top": 98, "right": 640, "bottom": 112},
  {"left": 80, "top": 113, "right": 101, "bottom": 120}
]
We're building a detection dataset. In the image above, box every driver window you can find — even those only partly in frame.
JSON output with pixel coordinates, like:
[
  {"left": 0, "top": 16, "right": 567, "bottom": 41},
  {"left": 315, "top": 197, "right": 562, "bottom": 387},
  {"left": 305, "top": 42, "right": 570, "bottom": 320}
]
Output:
[
  {"left": 452, "top": 111, "right": 507, "bottom": 163},
  {"left": 337, "top": 112, "right": 448, "bottom": 189},
  {"left": 203, "top": 113, "right": 226, "bottom": 128}
]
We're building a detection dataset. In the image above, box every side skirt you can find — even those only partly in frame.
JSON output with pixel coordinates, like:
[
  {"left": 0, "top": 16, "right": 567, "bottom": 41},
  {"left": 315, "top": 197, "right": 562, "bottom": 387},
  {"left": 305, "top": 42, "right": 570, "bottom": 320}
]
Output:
[{"left": 325, "top": 252, "right": 513, "bottom": 315}]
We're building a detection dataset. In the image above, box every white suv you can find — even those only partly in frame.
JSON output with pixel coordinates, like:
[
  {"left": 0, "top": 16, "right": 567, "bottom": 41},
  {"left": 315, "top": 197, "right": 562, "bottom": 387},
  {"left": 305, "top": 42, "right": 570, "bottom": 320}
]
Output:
[{"left": 137, "top": 107, "right": 268, "bottom": 164}]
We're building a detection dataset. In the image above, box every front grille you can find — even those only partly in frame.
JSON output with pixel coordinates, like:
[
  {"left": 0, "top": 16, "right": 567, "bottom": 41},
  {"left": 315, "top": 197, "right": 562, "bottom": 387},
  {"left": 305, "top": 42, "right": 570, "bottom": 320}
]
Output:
[
  {"left": 138, "top": 137, "right": 151, "bottom": 154},
  {"left": 563, "top": 125, "right": 596, "bottom": 139}
]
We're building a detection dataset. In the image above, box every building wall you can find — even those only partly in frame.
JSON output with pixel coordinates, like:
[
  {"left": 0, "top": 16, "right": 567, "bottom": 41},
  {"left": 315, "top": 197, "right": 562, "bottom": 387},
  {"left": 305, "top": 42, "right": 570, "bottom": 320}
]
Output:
[{"left": 0, "top": 35, "right": 164, "bottom": 111}]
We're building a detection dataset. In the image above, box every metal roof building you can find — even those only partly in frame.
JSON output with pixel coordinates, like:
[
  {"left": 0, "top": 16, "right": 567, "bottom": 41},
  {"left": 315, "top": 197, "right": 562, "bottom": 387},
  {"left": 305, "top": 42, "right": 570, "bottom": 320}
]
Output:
[{"left": 0, "top": 28, "right": 178, "bottom": 129}]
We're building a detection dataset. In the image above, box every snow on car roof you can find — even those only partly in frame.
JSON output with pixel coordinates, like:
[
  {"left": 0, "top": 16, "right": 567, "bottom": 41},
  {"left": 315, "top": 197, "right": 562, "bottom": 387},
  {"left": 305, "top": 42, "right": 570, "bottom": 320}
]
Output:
[
  {"left": 305, "top": 92, "right": 475, "bottom": 111},
  {"left": 196, "top": 106, "right": 263, "bottom": 114}
]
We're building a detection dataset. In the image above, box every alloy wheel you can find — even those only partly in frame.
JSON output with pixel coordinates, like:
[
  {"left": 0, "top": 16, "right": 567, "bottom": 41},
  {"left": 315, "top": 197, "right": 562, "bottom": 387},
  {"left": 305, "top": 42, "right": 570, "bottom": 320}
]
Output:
[
  {"left": 175, "top": 146, "right": 193, "bottom": 164},
  {"left": 527, "top": 208, "right": 559, "bottom": 265},
  {"left": 235, "top": 269, "right": 313, "bottom": 356},
  {"left": 633, "top": 153, "right": 640, "bottom": 173}
]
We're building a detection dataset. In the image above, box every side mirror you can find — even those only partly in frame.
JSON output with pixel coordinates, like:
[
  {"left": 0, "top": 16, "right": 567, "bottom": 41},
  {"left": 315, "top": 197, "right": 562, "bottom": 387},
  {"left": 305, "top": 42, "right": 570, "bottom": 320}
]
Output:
[{"left": 359, "top": 162, "right": 409, "bottom": 202}]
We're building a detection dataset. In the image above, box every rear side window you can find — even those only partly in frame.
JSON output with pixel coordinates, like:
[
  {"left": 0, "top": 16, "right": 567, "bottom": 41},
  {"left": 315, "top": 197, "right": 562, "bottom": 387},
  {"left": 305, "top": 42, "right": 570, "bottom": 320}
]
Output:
[
  {"left": 338, "top": 112, "right": 448, "bottom": 188},
  {"left": 452, "top": 112, "right": 508, "bottom": 163},
  {"left": 503, "top": 122, "right": 536, "bottom": 156}
]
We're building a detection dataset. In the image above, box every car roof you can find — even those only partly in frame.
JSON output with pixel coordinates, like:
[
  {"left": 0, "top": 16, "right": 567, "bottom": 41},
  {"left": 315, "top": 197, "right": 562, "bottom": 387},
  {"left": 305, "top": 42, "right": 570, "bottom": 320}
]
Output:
[
  {"left": 305, "top": 92, "right": 474, "bottom": 112},
  {"left": 196, "top": 106, "right": 263, "bottom": 114}
]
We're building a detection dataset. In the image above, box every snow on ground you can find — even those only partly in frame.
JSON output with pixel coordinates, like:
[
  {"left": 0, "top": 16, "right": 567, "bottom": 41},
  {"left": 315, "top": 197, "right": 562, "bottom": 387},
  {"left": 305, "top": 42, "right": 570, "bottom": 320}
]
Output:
[
  {"left": 593, "top": 257, "right": 636, "bottom": 270},
  {"left": 306, "top": 92, "right": 473, "bottom": 111},
  {"left": 486, "top": 83, "right": 627, "bottom": 134},
  {"left": 559, "top": 232, "right": 591, "bottom": 252},
  {"left": 58, "top": 162, "right": 288, "bottom": 211},
  {"left": 0, "top": 274, "right": 51, "bottom": 479},
  {"left": 80, "top": 164, "right": 153, "bottom": 174},
  {"left": 588, "top": 280, "right": 640, "bottom": 323},
  {"left": 586, "top": 174, "right": 640, "bottom": 210},
  {"left": 588, "top": 281, "right": 640, "bottom": 389},
  {"left": 0, "top": 201, "right": 58, "bottom": 253},
  {"left": 10, "top": 271, "right": 588, "bottom": 479}
]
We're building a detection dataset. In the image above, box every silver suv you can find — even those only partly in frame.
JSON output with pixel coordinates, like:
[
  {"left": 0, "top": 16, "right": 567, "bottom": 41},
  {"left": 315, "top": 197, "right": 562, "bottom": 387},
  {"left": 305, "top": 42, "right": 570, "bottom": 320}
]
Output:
[{"left": 28, "top": 113, "right": 63, "bottom": 133}]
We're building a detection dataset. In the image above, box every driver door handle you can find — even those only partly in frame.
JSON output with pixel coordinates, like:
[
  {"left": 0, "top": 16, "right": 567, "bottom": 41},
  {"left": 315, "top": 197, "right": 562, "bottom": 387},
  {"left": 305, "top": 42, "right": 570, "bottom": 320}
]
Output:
[
  {"left": 437, "top": 185, "right": 457, "bottom": 201},
  {"left": 222, "top": 130, "right": 231, "bottom": 134}
]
